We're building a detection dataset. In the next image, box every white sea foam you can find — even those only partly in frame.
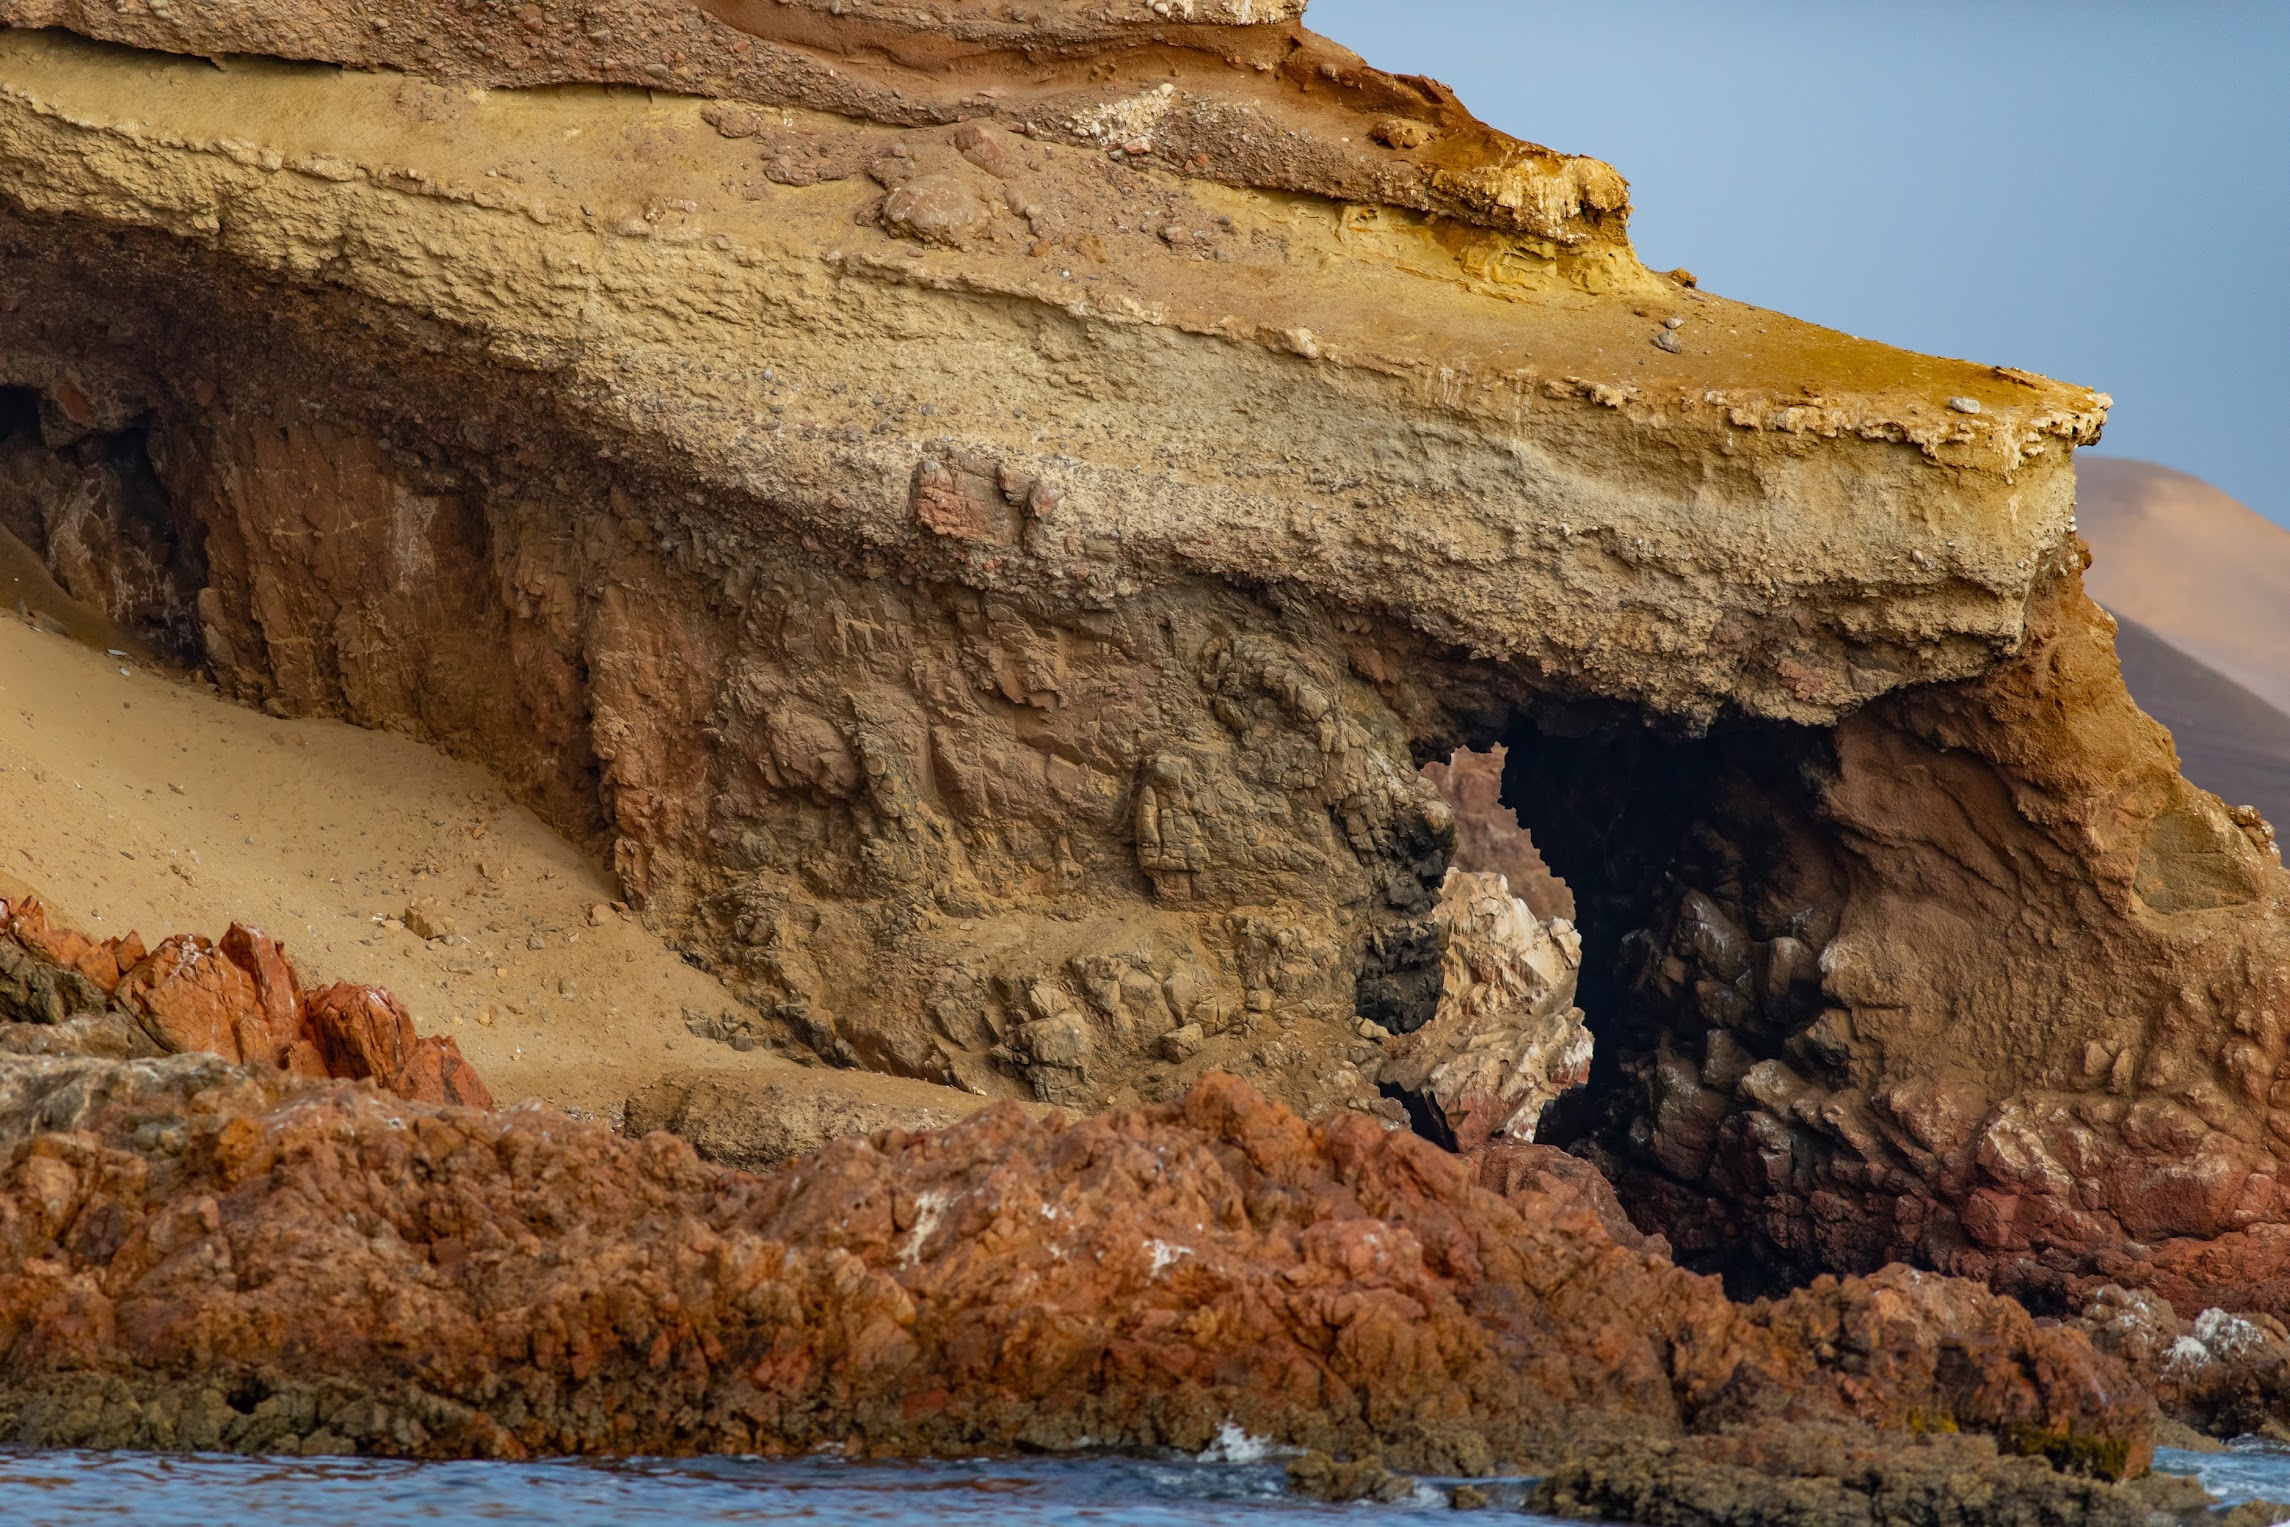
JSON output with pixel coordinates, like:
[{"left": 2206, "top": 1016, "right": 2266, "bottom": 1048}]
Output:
[{"left": 1199, "top": 1422, "right": 1276, "bottom": 1464}]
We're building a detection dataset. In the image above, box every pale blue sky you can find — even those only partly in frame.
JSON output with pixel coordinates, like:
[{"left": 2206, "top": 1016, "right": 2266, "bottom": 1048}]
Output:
[{"left": 1312, "top": 1, "right": 2290, "bottom": 528}]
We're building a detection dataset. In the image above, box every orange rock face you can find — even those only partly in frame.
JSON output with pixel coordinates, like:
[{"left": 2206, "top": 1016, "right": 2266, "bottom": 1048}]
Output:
[
  {"left": 0, "top": 896, "right": 489, "bottom": 1110},
  {"left": 218, "top": 922, "right": 304, "bottom": 1067},
  {"left": 301, "top": 982, "right": 420, "bottom": 1082},
  {"left": 4, "top": 896, "right": 145, "bottom": 995},
  {"left": 114, "top": 934, "right": 263, "bottom": 1063},
  {"left": 303, "top": 982, "right": 494, "bottom": 1109},
  {"left": 0, "top": 1062, "right": 2145, "bottom": 1475}
]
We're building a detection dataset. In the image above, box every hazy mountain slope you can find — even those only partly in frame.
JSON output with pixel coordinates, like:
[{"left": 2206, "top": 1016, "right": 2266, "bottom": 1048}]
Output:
[
  {"left": 2112, "top": 613, "right": 2290, "bottom": 830},
  {"left": 2078, "top": 457, "right": 2290, "bottom": 717}
]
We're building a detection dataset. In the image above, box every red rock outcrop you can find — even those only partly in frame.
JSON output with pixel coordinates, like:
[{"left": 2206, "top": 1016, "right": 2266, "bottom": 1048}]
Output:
[
  {"left": 0, "top": 1063, "right": 2150, "bottom": 1483},
  {"left": 0, "top": 895, "right": 491, "bottom": 1110}
]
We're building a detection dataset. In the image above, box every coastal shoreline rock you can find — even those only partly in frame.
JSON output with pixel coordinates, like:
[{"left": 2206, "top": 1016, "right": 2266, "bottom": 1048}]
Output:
[
  {"left": 4, "top": 9, "right": 2290, "bottom": 1502},
  {"left": 0, "top": 1063, "right": 2155, "bottom": 1485}
]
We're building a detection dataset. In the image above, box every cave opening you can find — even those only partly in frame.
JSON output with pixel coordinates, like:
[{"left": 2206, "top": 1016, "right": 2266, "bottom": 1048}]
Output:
[
  {"left": 0, "top": 383, "right": 208, "bottom": 666},
  {"left": 1460, "top": 716, "right": 1857, "bottom": 1299}
]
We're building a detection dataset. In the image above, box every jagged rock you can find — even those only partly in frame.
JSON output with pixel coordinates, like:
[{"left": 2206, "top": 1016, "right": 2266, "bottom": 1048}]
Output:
[
  {"left": 1422, "top": 746, "right": 1573, "bottom": 923},
  {"left": 4, "top": 896, "right": 142, "bottom": 999},
  {"left": 1379, "top": 869, "right": 1591, "bottom": 1150},
  {"left": 2079, "top": 1284, "right": 2290, "bottom": 1440},
  {"left": 0, "top": 1062, "right": 2154, "bottom": 1478},
  {"left": 0, "top": 0, "right": 2284, "bottom": 1323},
  {"left": 114, "top": 933, "right": 268, "bottom": 1063},
  {"left": 0, "top": 894, "right": 491, "bottom": 1110},
  {"left": 0, "top": 930, "right": 108, "bottom": 1027},
  {"left": 1528, "top": 1427, "right": 2240, "bottom": 1527},
  {"left": 1287, "top": 1450, "right": 1417, "bottom": 1503}
]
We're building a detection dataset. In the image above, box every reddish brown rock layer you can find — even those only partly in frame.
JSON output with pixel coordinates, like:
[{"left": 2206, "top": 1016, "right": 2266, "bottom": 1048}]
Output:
[
  {"left": 1421, "top": 746, "right": 1572, "bottom": 924},
  {"left": 0, "top": 1063, "right": 2147, "bottom": 1478},
  {"left": 0, "top": 895, "right": 490, "bottom": 1110}
]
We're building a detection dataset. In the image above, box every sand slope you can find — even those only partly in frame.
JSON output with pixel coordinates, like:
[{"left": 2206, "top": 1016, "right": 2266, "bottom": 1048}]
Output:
[
  {"left": 0, "top": 552, "right": 986, "bottom": 1131},
  {"left": 2078, "top": 458, "right": 2290, "bottom": 718}
]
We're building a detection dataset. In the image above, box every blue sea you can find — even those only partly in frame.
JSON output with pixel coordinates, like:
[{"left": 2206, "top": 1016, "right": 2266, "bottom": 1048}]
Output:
[{"left": 0, "top": 1442, "right": 2275, "bottom": 1524}]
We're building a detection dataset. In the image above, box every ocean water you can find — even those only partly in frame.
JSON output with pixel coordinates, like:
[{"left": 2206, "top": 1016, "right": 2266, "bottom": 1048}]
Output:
[
  {"left": 2158, "top": 1442, "right": 2290, "bottom": 1517},
  {"left": 0, "top": 1449, "right": 1561, "bottom": 1525},
  {"left": 0, "top": 1442, "right": 2281, "bottom": 1524}
]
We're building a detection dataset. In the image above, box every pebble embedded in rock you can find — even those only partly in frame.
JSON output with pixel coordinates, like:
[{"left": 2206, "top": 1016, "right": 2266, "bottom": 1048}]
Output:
[
  {"left": 1948, "top": 395, "right": 1982, "bottom": 414},
  {"left": 1653, "top": 330, "right": 1684, "bottom": 354},
  {"left": 879, "top": 174, "right": 995, "bottom": 248}
]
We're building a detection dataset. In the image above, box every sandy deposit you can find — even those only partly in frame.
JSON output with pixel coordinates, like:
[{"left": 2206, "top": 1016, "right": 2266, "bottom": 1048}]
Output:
[{"left": 0, "top": 568, "right": 982, "bottom": 1129}]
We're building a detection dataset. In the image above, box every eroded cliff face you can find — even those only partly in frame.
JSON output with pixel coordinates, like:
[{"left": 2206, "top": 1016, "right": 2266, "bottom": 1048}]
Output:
[
  {"left": 1519, "top": 567, "right": 2290, "bottom": 1305},
  {"left": 3, "top": 0, "right": 2281, "bottom": 1314}
]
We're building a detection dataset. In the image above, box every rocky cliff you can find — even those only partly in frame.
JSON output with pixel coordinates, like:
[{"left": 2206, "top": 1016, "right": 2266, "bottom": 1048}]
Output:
[
  {"left": 0, "top": 0, "right": 2282, "bottom": 1320},
  {"left": 0, "top": 1062, "right": 2164, "bottom": 1483}
]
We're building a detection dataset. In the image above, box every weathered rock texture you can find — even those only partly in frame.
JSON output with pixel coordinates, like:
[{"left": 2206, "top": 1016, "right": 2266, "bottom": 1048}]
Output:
[
  {"left": 1378, "top": 868, "right": 1591, "bottom": 1150},
  {"left": 1, "top": 0, "right": 2284, "bottom": 1316},
  {"left": 623, "top": 1068, "right": 976, "bottom": 1172},
  {"left": 0, "top": 1061, "right": 2158, "bottom": 1487},
  {"left": 1520, "top": 569, "right": 2290, "bottom": 1305},
  {"left": 1422, "top": 745, "right": 1573, "bottom": 922},
  {"left": 0, "top": 894, "right": 490, "bottom": 1109},
  {"left": 1526, "top": 1427, "right": 2278, "bottom": 1527}
]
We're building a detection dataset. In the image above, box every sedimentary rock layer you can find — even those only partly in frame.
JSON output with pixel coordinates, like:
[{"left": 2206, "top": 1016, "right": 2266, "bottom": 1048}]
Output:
[{"left": 0, "top": 8, "right": 2112, "bottom": 1138}]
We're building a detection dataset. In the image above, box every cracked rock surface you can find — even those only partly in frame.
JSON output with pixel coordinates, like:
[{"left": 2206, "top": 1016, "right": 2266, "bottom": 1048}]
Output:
[
  {"left": 0, "top": 0, "right": 2285, "bottom": 1342},
  {"left": 0, "top": 1059, "right": 2161, "bottom": 1488}
]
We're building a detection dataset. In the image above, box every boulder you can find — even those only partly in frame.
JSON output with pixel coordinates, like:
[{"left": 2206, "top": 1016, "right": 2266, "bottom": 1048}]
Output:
[
  {"left": 1379, "top": 869, "right": 1592, "bottom": 1150},
  {"left": 217, "top": 923, "right": 303, "bottom": 1068},
  {"left": 113, "top": 934, "right": 259, "bottom": 1063},
  {"left": 299, "top": 983, "right": 419, "bottom": 1084},
  {"left": 389, "top": 1034, "right": 494, "bottom": 1111}
]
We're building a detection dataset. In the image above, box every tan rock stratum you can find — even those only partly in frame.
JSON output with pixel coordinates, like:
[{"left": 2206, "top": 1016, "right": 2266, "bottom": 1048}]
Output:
[{"left": 0, "top": 0, "right": 2285, "bottom": 1310}]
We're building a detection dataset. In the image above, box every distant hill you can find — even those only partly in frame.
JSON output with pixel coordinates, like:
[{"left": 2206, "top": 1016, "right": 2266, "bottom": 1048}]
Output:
[
  {"left": 2078, "top": 458, "right": 2290, "bottom": 717},
  {"left": 2111, "top": 614, "right": 2290, "bottom": 831},
  {"left": 2077, "top": 458, "right": 2290, "bottom": 830}
]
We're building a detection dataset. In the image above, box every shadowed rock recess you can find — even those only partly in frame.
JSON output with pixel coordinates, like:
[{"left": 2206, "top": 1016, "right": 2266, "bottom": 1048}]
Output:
[{"left": 6, "top": 0, "right": 2290, "bottom": 1503}]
